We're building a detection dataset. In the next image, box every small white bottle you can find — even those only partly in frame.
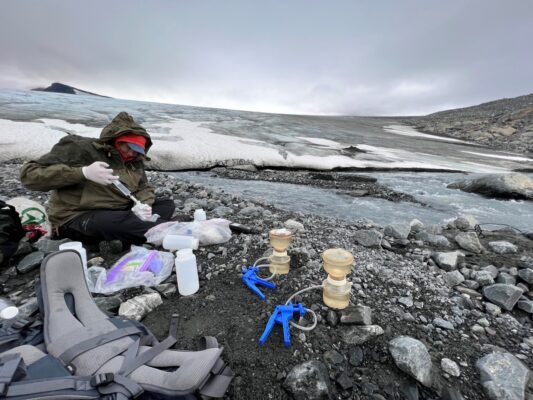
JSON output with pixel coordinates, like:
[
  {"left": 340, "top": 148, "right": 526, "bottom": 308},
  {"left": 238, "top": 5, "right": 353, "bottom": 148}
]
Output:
[
  {"left": 59, "top": 241, "right": 88, "bottom": 272},
  {"left": 194, "top": 208, "right": 206, "bottom": 221},
  {"left": 175, "top": 249, "right": 199, "bottom": 296},
  {"left": 163, "top": 235, "right": 199, "bottom": 251}
]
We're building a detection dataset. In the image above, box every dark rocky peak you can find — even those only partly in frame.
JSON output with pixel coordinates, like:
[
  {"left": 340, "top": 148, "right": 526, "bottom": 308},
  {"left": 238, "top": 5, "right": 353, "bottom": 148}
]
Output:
[{"left": 32, "top": 82, "right": 109, "bottom": 98}]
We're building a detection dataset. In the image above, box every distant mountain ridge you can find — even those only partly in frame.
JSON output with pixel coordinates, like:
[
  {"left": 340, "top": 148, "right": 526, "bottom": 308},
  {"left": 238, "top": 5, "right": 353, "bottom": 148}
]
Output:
[
  {"left": 408, "top": 93, "right": 533, "bottom": 154},
  {"left": 32, "top": 82, "right": 109, "bottom": 98}
]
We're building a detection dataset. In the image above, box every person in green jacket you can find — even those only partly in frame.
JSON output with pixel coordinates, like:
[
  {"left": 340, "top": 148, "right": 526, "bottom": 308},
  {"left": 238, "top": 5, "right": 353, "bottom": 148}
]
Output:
[{"left": 20, "top": 111, "right": 175, "bottom": 245}]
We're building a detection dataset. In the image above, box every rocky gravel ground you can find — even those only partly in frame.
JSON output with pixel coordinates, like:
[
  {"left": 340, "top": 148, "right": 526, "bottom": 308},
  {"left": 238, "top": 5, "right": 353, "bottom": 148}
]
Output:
[
  {"left": 1, "top": 161, "right": 532, "bottom": 400},
  {"left": 403, "top": 93, "right": 533, "bottom": 156}
]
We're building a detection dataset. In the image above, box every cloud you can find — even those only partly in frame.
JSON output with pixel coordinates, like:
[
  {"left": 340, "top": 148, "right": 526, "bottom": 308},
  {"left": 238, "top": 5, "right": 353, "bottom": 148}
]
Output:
[{"left": 0, "top": 0, "right": 532, "bottom": 115}]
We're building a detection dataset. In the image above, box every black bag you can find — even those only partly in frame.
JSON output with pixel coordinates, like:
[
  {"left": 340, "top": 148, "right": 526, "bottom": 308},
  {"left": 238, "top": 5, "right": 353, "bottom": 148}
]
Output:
[{"left": 0, "top": 199, "right": 25, "bottom": 268}]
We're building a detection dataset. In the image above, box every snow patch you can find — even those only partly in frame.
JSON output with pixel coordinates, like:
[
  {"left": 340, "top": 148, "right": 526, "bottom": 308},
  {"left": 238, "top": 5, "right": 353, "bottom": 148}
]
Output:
[
  {"left": 383, "top": 125, "right": 468, "bottom": 143},
  {"left": 461, "top": 151, "right": 533, "bottom": 163}
]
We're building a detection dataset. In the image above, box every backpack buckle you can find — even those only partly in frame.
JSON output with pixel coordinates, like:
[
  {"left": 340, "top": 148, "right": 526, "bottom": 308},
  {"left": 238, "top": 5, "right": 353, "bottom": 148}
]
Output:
[{"left": 90, "top": 372, "right": 114, "bottom": 387}]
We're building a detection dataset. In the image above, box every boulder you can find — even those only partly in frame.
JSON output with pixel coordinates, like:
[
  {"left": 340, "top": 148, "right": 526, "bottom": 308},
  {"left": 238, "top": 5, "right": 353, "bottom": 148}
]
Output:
[
  {"left": 455, "top": 232, "right": 483, "bottom": 253},
  {"left": 384, "top": 224, "right": 411, "bottom": 239},
  {"left": 416, "top": 232, "right": 450, "bottom": 247},
  {"left": 389, "top": 336, "right": 433, "bottom": 387},
  {"left": 447, "top": 173, "right": 533, "bottom": 200},
  {"left": 283, "top": 361, "right": 332, "bottom": 400},
  {"left": 431, "top": 251, "right": 461, "bottom": 271},
  {"left": 476, "top": 352, "right": 529, "bottom": 400},
  {"left": 488, "top": 241, "right": 518, "bottom": 255},
  {"left": 445, "top": 270, "right": 465, "bottom": 287},
  {"left": 454, "top": 215, "right": 478, "bottom": 231},
  {"left": 482, "top": 284, "right": 523, "bottom": 311},
  {"left": 518, "top": 268, "right": 533, "bottom": 284},
  {"left": 353, "top": 229, "right": 383, "bottom": 248}
]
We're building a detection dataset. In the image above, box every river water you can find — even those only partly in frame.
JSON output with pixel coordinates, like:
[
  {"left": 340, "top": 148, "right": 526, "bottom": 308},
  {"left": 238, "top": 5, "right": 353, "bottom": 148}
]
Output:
[{"left": 172, "top": 171, "right": 533, "bottom": 232}]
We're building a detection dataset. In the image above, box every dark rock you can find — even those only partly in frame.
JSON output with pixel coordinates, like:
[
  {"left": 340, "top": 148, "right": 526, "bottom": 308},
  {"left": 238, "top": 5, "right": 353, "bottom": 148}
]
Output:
[
  {"left": 349, "top": 347, "right": 364, "bottom": 366},
  {"left": 94, "top": 295, "right": 123, "bottom": 313},
  {"left": 16, "top": 251, "right": 45, "bottom": 274},
  {"left": 323, "top": 350, "right": 344, "bottom": 366},
  {"left": 326, "top": 310, "right": 338, "bottom": 327},
  {"left": 99, "top": 240, "right": 123, "bottom": 257},
  {"left": 283, "top": 361, "right": 332, "bottom": 400},
  {"left": 13, "top": 241, "right": 33, "bottom": 257},
  {"left": 336, "top": 372, "right": 353, "bottom": 390},
  {"left": 35, "top": 238, "right": 70, "bottom": 254}
]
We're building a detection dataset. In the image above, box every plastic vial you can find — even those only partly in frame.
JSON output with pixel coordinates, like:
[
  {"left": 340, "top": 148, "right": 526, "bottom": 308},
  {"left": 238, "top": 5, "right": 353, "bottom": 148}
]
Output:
[
  {"left": 194, "top": 209, "right": 206, "bottom": 221},
  {"left": 175, "top": 249, "right": 199, "bottom": 296},
  {"left": 163, "top": 235, "right": 199, "bottom": 251},
  {"left": 59, "top": 241, "right": 88, "bottom": 271}
]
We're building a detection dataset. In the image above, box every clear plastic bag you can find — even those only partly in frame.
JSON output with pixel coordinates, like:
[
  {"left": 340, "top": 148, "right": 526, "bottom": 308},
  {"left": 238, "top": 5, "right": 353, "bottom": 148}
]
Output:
[
  {"left": 145, "top": 218, "right": 232, "bottom": 247},
  {"left": 87, "top": 246, "right": 174, "bottom": 294}
]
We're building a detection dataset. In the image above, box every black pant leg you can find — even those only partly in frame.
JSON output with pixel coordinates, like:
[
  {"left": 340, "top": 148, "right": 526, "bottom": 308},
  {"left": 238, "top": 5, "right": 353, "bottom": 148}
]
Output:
[
  {"left": 151, "top": 198, "right": 175, "bottom": 220},
  {"left": 61, "top": 209, "right": 160, "bottom": 245}
]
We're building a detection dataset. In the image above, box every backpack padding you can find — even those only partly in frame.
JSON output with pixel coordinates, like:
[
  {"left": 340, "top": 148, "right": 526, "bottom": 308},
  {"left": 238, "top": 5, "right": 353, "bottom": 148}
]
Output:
[{"left": 40, "top": 250, "right": 137, "bottom": 375}]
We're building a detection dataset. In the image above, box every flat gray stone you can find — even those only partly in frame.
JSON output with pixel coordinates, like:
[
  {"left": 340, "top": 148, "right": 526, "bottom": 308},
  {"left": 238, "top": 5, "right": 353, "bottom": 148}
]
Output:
[
  {"left": 445, "top": 270, "right": 465, "bottom": 287},
  {"left": 323, "top": 350, "right": 344, "bottom": 365},
  {"left": 433, "top": 318, "right": 454, "bottom": 330},
  {"left": 454, "top": 215, "right": 478, "bottom": 231},
  {"left": 384, "top": 223, "right": 411, "bottom": 239},
  {"left": 517, "top": 299, "right": 533, "bottom": 314},
  {"left": 16, "top": 251, "right": 45, "bottom": 274},
  {"left": 518, "top": 268, "right": 533, "bottom": 284},
  {"left": 389, "top": 336, "right": 433, "bottom": 387},
  {"left": 473, "top": 271, "right": 495, "bottom": 287},
  {"left": 496, "top": 273, "right": 516, "bottom": 285},
  {"left": 482, "top": 284, "right": 523, "bottom": 311},
  {"left": 476, "top": 352, "right": 529, "bottom": 400},
  {"left": 340, "top": 325, "right": 384, "bottom": 345},
  {"left": 431, "top": 251, "right": 461, "bottom": 271},
  {"left": 34, "top": 238, "right": 71, "bottom": 254},
  {"left": 441, "top": 358, "right": 461, "bottom": 377},
  {"left": 118, "top": 293, "right": 162, "bottom": 321},
  {"left": 482, "top": 265, "right": 499, "bottom": 279},
  {"left": 340, "top": 305, "right": 372, "bottom": 325},
  {"left": 416, "top": 232, "right": 450, "bottom": 248},
  {"left": 283, "top": 361, "right": 332, "bottom": 400},
  {"left": 455, "top": 232, "right": 483, "bottom": 253},
  {"left": 488, "top": 241, "right": 518, "bottom": 254},
  {"left": 398, "top": 296, "right": 414, "bottom": 308},
  {"left": 353, "top": 229, "right": 383, "bottom": 248}
]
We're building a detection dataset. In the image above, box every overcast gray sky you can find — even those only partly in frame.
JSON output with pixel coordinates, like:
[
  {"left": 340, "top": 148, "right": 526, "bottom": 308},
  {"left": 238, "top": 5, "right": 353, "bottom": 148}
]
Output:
[{"left": 1, "top": 0, "right": 532, "bottom": 116}]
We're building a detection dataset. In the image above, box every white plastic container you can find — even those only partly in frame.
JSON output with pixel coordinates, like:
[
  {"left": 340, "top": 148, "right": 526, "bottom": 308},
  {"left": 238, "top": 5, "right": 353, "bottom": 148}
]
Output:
[
  {"left": 162, "top": 235, "right": 199, "bottom": 251},
  {"left": 0, "top": 297, "right": 19, "bottom": 320},
  {"left": 193, "top": 209, "right": 206, "bottom": 222},
  {"left": 175, "top": 249, "right": 199, "bottom": 296},
  {"left": 59, "top": 241, "right": 88, "bottom": 271}
]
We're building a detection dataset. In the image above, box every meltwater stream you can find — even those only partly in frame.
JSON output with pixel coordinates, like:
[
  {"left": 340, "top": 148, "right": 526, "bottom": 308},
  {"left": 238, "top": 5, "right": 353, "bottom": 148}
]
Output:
[{"left": 172, "top": 171, "right": 533, "bottom": 232}]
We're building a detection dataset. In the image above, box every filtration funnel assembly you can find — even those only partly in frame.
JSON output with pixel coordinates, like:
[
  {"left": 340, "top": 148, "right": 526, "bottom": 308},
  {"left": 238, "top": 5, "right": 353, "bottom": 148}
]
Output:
[
  {"left": 268, "top": 228, "right": 293, "bottom": 274},
  {"left": 322, "top": 248, "right": 354, "bottom": 309}
]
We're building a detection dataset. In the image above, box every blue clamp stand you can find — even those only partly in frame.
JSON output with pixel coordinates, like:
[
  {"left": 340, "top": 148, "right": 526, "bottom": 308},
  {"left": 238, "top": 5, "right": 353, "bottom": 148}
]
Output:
[
  {"left": 259, "top": 303, "right": 306, "bottom": 348},
  {"left": 242, "top": 267, "right": 276, "bottom": 300}
]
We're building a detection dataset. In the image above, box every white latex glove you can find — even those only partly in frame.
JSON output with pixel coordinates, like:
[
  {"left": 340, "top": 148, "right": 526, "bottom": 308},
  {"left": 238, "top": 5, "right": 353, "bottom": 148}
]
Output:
[
  {"left": 132, "top": 202, "right": 153, "bottom": 221},
  {"left": 82, "top": 162, "right": 118, "bottom": 185}
]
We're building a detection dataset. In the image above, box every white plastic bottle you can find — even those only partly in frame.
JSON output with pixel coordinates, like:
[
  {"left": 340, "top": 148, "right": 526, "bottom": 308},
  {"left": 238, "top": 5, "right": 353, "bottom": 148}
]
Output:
[
  {"left": 194, "top": 208, "right": 206, "bottom": 221},
  {"left": 59, "top": 241, "right": 88, "bottom": 272},
  {"left": 175, "top": 249, "right": 199, "bottom": 296},
  {"left": 163, "top": 235, "right": 199, "bottom": 251}
]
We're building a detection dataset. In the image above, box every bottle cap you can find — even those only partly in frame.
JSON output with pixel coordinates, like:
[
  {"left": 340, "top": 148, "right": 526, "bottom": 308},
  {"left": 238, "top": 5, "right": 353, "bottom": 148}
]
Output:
[{"left": 0, "top": 306, "right": 19, "bottom": 320}]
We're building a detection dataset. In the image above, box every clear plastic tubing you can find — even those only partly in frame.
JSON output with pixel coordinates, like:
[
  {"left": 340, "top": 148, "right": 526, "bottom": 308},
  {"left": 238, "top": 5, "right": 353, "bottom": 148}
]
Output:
[
  {"left": 285, "top": 285, "right": 323, "bottom": 331},
  {"left": 59, "top": 241, "right": 87, "bottom": 271},
  {"left": 175, "top": 249, "right": 199, "bottom": 296},
  {"left": 163, "top": 235, "right": 199, "bottom": 251}
]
